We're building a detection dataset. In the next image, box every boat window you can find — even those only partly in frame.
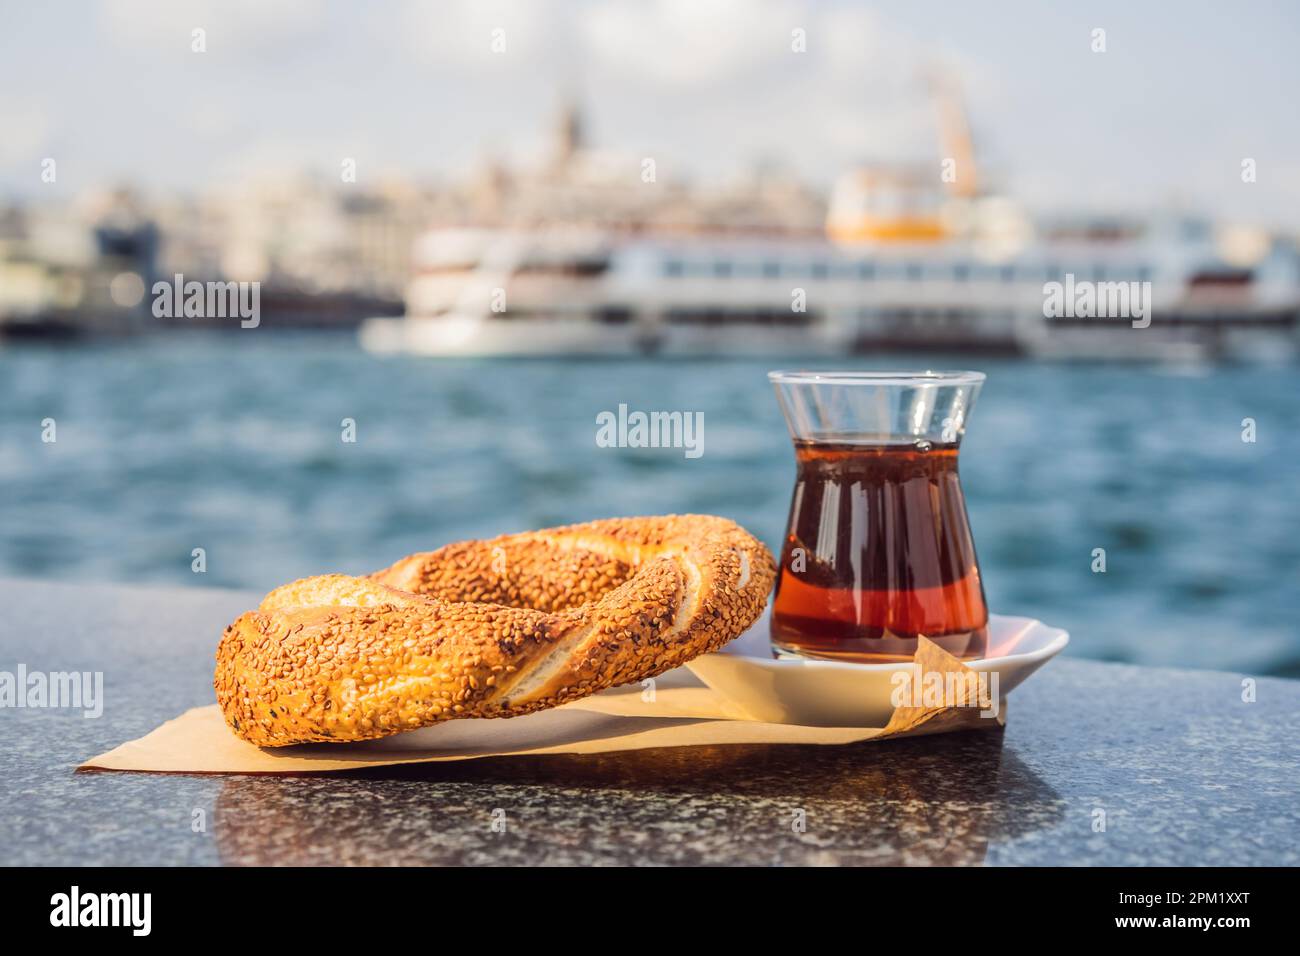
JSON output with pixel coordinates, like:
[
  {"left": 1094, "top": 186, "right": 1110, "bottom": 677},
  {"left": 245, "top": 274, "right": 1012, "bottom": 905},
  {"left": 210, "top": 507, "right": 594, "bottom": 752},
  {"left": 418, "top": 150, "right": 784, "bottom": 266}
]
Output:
[
  {"left": 515, "top": 260, "right": 609, "bottom": 277},
  {"left": 663, "top": 259, "right": 683, "bottom": 277},
  {"left": 761, "top": 261, "right": 780, "bottom": 278},
  {"left": 810, "top": 261, "right": 829, "bottom": 279},
  {"left": 664, "top": 307, "right": 813, "bottom": 327},
  {"left": 857, "top": 261, "right": 874, "bottom": 280},
  {"left": 596, "top": 306, "right": 633, "bottom": 325}
]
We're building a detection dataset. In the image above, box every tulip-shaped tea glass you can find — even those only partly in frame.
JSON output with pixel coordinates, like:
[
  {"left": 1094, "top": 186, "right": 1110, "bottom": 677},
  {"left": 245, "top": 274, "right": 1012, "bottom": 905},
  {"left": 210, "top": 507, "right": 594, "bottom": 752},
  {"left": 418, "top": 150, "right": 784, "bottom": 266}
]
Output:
[{"left": 768, "top": 370, "right": 988, "bottom": 663}]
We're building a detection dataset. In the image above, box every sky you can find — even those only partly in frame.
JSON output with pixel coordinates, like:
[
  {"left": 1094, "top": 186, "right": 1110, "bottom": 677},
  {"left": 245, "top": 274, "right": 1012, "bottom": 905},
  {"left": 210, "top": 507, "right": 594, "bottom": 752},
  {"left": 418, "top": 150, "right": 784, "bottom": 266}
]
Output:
[{"left": 1, "top": 0, "right": 1298, "bottom": 227}]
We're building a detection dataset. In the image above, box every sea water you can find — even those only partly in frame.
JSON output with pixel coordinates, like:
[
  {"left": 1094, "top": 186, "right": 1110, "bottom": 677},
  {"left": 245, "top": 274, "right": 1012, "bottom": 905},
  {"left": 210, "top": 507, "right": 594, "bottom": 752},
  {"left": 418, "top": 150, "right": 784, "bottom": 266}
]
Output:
[{"left": 1, "top": 332, "right": 1296, "bottom": 675}]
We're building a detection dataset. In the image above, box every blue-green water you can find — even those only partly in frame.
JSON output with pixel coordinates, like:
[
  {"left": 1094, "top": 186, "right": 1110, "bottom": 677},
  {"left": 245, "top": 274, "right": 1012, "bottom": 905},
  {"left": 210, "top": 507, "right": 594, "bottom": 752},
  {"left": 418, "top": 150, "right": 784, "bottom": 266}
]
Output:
[{"left": 2, "top": 333, "right": 1297, "bottom": 675}]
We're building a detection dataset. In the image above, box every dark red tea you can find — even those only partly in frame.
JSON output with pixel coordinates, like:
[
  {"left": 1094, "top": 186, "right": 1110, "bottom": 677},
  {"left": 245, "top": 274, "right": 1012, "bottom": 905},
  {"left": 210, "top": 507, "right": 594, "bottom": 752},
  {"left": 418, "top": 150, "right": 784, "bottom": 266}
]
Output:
[{"left": 771, "top": 439, "right": 988, "bottom": 662}]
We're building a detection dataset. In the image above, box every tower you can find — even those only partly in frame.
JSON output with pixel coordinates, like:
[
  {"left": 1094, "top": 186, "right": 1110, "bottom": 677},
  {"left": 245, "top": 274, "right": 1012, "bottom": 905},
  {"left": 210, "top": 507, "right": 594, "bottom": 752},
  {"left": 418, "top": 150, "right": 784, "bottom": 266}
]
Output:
[{"left": 551, "top": 98, "right": 583, "bottom": 169}]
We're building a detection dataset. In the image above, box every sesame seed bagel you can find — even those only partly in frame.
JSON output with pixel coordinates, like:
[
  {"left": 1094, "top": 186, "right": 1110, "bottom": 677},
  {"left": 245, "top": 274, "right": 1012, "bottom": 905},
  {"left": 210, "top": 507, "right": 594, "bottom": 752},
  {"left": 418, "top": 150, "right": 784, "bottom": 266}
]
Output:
[{"left": 215, "top": 515, "right": 776, "bottom": 747}]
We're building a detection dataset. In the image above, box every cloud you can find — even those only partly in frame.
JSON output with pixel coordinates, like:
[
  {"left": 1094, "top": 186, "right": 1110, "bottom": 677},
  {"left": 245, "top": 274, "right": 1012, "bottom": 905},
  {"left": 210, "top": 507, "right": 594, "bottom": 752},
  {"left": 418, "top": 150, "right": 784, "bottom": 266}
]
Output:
[
  {"left": 401, "top": 0, "right": 572, "bottom": 72},
  {"left": 0, "top": 99, "right": 52, "bottom": 168},
  {"left": 408, "top": 0, "right": 966, "bottom": 187},
  {"left": 6, "top": 0, "right": 1283, "bottom": 225},
  {"left": 579, "top": 0, "right": 797, "bottom": 86},
  {"left": 568, "top": 0, "right": 995, "bottom": 174},
  {"left": 99, "top": 0, "right": 327, "bottom": 56}
]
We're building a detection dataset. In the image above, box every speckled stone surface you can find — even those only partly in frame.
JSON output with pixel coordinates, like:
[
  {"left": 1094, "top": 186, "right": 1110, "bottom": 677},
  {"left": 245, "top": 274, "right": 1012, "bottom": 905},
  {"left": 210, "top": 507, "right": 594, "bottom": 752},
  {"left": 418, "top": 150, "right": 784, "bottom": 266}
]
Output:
[{"left": 0, "top": 578, "right": 1296, "bottom": 866}]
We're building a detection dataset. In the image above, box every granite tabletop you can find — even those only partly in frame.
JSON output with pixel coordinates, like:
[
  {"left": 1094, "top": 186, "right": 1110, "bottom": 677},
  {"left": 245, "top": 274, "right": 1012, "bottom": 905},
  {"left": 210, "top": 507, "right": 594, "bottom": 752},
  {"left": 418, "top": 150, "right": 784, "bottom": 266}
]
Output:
[{"left": 0, "top": 577, "right": 1296, "bottom": 866}]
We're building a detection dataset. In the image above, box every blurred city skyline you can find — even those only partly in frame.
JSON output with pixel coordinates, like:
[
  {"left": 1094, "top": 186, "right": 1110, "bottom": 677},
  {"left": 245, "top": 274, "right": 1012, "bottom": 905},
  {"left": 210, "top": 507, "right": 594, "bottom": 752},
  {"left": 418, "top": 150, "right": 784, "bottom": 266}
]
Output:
[{"left": 2, "top": 0, "right": 1299, "bottom": 227}]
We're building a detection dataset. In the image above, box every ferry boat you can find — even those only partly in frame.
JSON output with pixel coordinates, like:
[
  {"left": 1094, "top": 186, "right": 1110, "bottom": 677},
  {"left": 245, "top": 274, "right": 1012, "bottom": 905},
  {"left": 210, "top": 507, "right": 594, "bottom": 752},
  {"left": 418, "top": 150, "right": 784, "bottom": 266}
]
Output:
[
  {"left": 361, "top": 97, "right": 1300, "bottom": 362},
  {"left": 359, "top": 216, "right": 1300, "bottom": 361}
]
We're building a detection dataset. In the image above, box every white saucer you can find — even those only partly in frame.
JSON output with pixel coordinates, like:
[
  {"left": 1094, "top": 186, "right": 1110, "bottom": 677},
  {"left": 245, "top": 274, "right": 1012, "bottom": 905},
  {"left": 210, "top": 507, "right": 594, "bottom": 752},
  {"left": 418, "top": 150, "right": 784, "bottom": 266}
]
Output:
[{"left": 685, "top": 607, "right": 1069, "bottom": 727}]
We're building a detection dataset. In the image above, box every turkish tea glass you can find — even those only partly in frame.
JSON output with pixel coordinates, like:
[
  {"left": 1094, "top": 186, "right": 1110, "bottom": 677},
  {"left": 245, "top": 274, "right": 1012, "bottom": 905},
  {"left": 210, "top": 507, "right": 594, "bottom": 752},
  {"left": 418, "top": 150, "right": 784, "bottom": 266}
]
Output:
[{"left": 768, "top": 370, "right": 988, "bottom": 662}]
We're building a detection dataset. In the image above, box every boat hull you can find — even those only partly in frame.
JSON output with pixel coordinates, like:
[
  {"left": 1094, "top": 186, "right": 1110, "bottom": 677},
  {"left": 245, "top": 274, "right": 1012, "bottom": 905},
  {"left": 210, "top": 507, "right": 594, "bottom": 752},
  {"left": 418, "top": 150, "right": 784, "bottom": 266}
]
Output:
[{"left": 359, "top": 316, "right": 849, "bottom": 358}]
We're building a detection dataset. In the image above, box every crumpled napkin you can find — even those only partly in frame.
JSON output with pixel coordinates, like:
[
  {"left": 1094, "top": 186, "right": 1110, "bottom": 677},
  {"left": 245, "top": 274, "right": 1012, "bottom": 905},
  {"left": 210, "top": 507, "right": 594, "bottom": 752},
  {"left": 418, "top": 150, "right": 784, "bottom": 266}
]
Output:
[{"left": 80, "top": 637, "right": 1002, "bottom": 774}]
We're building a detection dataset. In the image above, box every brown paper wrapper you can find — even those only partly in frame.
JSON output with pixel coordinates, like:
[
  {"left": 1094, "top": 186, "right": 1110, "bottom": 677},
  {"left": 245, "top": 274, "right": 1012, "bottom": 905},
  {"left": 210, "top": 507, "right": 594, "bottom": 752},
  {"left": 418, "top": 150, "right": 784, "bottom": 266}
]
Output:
[{"left": 80, "top": 638, "right": 1003, "bottom": 774}]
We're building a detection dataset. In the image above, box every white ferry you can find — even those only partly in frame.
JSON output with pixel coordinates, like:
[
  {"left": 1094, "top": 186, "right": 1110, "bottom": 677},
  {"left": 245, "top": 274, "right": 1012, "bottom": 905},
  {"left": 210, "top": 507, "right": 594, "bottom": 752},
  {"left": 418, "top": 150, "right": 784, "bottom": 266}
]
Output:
[
  {"left": 359, "top": 214, "right": 1300, "bottom": 361},
  {"left": 361, "top": 98, "right": 1300, "bottom": 362}
]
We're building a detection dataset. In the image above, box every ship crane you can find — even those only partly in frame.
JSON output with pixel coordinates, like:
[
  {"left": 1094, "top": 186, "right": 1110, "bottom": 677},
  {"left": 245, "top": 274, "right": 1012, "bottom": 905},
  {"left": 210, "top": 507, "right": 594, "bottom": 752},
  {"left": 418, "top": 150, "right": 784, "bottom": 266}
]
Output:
[{"left": 928, "top": 69, "right": 980, "bottom": 200}]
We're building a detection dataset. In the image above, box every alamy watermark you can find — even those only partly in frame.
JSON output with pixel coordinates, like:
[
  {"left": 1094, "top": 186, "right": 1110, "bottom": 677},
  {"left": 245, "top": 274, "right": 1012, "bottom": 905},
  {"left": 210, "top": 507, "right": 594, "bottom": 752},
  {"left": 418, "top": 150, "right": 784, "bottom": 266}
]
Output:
[
  {"left": 890, "top": 663, "right": 1000, "bottom": 719},
  {"left": 1, "top": 664, "right": 103, "bottom": 718},
  {"left": 1043, "top": 272, "right": 1151, "bottom": 329},
  {"left": 596, "top": 403, "right": 704, "bottom": 459},
  {"left": 50, "top": 886, "right": 150, "bottom": 936},
  {"left": 152, "top": 273, "right": 260, "bottom": 328}
]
